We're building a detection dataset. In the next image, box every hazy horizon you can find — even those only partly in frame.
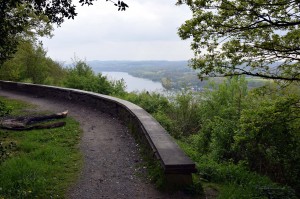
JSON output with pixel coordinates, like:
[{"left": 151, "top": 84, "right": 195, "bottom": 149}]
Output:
[{"left": 41, "top": 0, "right": 194, "bottom": 62}]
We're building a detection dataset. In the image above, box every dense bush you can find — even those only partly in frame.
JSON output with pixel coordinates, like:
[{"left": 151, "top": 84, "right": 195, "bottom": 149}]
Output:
[
  {"left": 0, "top": 40, "right": 66, "bottom": 85},
  {"left": 167, "top": 90, "right": 202, "bottom": 138},
  {"left": 64, "top": 60, "right": 126, "bottom": 96},
  {"left": 122, "top": 91, "right": 170, "bottom": 114},
  {"left": 122, "top": 90, "right": 203, "bottom": 138},
  {"left": 234, "top": 86, "right": 300, "bottom": 192},
  {"left": 189, "top": 78, "right": 300, "bottom": 197},
  {"left": 195, "top": 77, "right": 248, "bottom": 160}
]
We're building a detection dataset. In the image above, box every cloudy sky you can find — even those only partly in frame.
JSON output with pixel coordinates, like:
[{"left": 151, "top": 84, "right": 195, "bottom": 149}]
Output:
[{"left": 41, "top": 0, "right": 194, "bottom": 62}]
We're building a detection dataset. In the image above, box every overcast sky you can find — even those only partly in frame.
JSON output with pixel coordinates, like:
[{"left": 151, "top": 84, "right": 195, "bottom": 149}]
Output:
[{"left": 41, "top": 0, "right": 193, "bottom": 62}]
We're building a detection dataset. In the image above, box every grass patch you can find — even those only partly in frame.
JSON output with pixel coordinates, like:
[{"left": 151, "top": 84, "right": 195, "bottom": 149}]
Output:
[
  {"left": 0, "top": 97, "right": 82, "bottom": 198},
  {"left": 177, "top": 138, "right": 297, "bottom": 199}
]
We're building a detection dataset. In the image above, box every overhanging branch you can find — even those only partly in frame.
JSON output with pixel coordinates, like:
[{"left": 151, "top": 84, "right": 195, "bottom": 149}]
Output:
[{"left": 222, "top": 72, "right": 300, "bottom": 81}]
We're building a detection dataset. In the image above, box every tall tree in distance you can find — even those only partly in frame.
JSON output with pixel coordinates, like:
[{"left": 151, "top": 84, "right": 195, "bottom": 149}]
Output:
[{"left": 177, "top": 0, "right": 300, "bottom": 82}]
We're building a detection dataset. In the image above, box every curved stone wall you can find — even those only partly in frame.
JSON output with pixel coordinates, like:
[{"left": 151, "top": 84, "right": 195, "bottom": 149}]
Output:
[{"left": 0, "top": 80, "right": 196, "bottom": 187}]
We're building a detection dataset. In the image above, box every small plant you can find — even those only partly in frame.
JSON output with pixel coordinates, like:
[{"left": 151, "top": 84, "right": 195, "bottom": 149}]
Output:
[
  {"left": 0, "top": 141, "right": 17, "bottom": 163},
  {"left": 0, "top": 100, "right": 11, "bottom": 117}
]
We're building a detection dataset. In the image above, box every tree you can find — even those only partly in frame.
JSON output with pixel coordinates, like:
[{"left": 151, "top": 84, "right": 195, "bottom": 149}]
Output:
[
  {"left": 0, "top": 0, "right": 54, "bottom": 64},
  {"left": 0, "top": 40, "right": 67, "bottom": 84},
  {"left": 234, "top": 84, "right": 300, "bottom": 192},
  {"left": 177, "top": 0, "right": 300, "bottom": 81},
  {"left": 0, "top": 0, "right": 128, "bottom": 64},
  {"left": 64, "top": 59, "right": 126, "bottom": 95}
]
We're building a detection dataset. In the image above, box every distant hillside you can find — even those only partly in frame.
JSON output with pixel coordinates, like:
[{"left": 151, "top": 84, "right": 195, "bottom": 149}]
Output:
[
  {"left": 87, "top": 60, "right": 207, "bottom": 90},
  {"left": 87, "top": 60, "right": 190, "bottom": 73},
  {"left": 88, "top": 60, "right": 268, "bottom": 90}
]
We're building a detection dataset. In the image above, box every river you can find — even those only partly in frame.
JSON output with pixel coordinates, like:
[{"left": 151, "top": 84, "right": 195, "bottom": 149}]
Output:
[{"left": 101, "top": 71, "right": 164, "bottom": 93}]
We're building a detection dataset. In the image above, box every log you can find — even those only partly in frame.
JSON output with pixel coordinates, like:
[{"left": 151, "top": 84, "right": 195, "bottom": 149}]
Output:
[
  {"left": 0, "top": 111, "right": 68, "bottom": 130},
  {"left": 26, "top": 110, "right": 68, "bottom": 125}
]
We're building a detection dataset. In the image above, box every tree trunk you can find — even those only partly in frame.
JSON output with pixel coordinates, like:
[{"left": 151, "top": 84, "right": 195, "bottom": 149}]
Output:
[{"left": 0, "top": 110, "right": 68, "bottom": 130}]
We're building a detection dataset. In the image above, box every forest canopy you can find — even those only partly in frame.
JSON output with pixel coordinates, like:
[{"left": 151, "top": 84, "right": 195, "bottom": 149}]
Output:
[
  {"left": 0, "top": 0, "right": 128, "bottom": 64},
  {"left": 177, "top": 0, "right": 300, "bottom": 82}
]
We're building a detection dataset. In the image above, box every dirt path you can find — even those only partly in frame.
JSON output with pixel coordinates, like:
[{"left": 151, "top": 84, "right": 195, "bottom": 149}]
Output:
[{"left": 0, "top": 90, "right": 195, "bottom": 199}]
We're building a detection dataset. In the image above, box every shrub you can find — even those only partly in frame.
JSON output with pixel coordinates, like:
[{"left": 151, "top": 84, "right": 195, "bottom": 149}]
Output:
[
  {"left": 196, "top": 76, "right": 248, "bottom": 160},
  {"left": 64, "top": 60, "right": 126, "bottom": 96},
  {"left": 234, "top": 87, "right": 300, "bottom": 193},
  {"left": 183, "top": 77, "right": 300, "bottom": 196},
  {"left": 168, "top": 90, "right": 202, "bottom": 138},
  {"left": 123, "top": 91, "right": 170, "bottom": 114},
  {"left": 0, "top": 40, "right": 66, "bottom": 85}
]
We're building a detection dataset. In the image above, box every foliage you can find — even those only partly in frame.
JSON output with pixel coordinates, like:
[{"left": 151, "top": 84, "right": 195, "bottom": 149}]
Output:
[
  {"left": 0, "top": 100, "right": 11, "bottom": 117},
  {"left": 64, "top": 59, "right": 126, "bottom": 96},
  {"left": 177, "top": 0, "right": 300, "bottom": 81},
  {"left": 43, "top": 57, "right": 68, "bottom": 86},
  {"left": 168, "top": 90, "right": 202, "bottom": 138},
  {"left": 122, "top": 90, "right": 203, "bottom": 138},
  {"left": 0, "top": 0, "right": 53, "bottom": 64},
  {"left": 111, "top": 0, "right": 129, "bottom": 11},
  {"left": 0, "top": 0, "right": 128, "bottom": 64},
  {"left": 122, "top": 91, "right": 170, "bottom": 114},
  {"left": 196, "top": 77, "right": 248, "bottom": 160},
  {"left": 234, "top": 85, "right": 300, "bottom": 192},
  {"left": 121, "top": 91, "right": 185, "bottom": 136},
  {"left": 152, "top": 110, "right": 175, "bottom": 137},
  {"left": 178, "top": 137, "right": 297, "bottom": 199},
  {"left": 0, "top": 97, "right": 82, "bottom": 198},
  {"left": 0, "top": 40, "right": 66, "bottom": 85},
  {"left": 184, "top": 77, "right": 300, "bottom": 197}
]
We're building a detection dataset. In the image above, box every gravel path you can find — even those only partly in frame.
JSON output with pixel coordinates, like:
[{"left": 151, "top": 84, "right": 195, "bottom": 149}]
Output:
[{"left": 0, "top": 90, "right": 195, "bottom": 199}]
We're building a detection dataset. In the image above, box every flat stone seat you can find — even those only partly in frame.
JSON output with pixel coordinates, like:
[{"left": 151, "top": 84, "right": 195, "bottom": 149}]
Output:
[{"left": 132, "top": 109, "right": 196, "bottom": 173}]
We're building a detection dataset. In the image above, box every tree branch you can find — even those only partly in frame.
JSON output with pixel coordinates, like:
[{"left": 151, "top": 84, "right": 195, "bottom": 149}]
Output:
[{"left": 223, "top": 72, "right": 300, "bottom": 81}]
